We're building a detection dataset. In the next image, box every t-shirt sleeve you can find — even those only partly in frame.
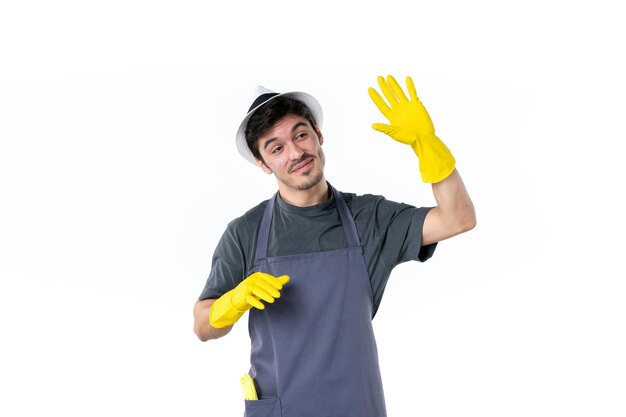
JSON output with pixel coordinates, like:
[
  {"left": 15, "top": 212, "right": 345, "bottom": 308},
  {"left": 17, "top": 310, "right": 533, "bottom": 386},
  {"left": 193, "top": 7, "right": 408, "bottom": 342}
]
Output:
[
  {"left": 350, "top": 193, "right": 438, "bottom": 316},
  {"left": 371, "top": 196, "right": 437, "bottom": 268},
  {"left": 198, "top": 221, "right": 247, "bottom": 301}
]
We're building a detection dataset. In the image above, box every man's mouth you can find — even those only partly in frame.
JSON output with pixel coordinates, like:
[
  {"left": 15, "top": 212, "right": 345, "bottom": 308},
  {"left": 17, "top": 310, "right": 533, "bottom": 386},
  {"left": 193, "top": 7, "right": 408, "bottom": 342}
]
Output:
[{"left": 290, "top": 158, "right": 314, "bottom": 173}]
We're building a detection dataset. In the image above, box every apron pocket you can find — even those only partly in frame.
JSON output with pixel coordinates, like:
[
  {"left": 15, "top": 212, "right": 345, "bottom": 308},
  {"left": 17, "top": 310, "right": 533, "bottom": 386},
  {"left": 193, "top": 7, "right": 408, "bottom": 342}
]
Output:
[{"left": 244, "top": 397, "right": 282, "bottom": 417}]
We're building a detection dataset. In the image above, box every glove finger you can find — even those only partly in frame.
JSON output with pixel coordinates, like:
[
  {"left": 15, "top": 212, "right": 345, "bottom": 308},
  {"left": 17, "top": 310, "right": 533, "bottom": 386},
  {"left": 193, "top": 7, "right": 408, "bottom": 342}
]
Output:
[
  {"left": 405, "top": 76, "right": 419, "bottom": 102},
  {"left": 252, "top": 280, "right": 281, "bottom": 299},
  {"left": 372, "top": 123, "right": 404, "bottom": 138},
  {"left": 372, "top": 124, "right": 414, "bottom": 145},
  {"left": 250, "top": 284, "right": 279, "bottom": 303},
  {"left": 249, "top": 272, "right": 277, "bottom": 288},
  {"left": 276, "top": 275, "right": 290, "bottom": 285},
  {"left": 372, "top": 123, "right": 393, "bottom": 134},
  {"left": 255, "top": 272, "right": 286, "bottom": 291},
  {"left": 245, "top": 294, "right": 266, "bottom": 310},
  {"left": 377, "top": 75, "right": 399, "bottom": 107},
  {"left": 253, "top": 275, "right": 290, "bottom": 302},
  {"left": 368, "top": 87, "right": 392, "bottom": 121},
  {"left": 387, "top": 75, "right": 409, "bottom": 103}
]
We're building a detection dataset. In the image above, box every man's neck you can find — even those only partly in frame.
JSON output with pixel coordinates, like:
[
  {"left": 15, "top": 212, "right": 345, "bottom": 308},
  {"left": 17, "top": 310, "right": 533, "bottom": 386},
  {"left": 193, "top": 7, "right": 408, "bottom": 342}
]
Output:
[{"left": 278, "top": 179, "right": 330, "bottom": 207}]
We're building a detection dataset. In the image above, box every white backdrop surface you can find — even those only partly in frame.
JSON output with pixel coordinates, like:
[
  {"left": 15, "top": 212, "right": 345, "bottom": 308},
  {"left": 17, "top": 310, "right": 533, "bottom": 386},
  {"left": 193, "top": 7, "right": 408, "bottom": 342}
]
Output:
[{"left": 1, "top": 1, "right": 624, "bottom": 416}]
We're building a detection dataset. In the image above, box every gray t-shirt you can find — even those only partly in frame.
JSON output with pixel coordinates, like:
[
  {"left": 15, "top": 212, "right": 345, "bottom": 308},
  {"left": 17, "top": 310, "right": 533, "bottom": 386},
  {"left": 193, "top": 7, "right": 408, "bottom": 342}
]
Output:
[{"left": 199, "top": 187, "right": 437, "bottom": 316}]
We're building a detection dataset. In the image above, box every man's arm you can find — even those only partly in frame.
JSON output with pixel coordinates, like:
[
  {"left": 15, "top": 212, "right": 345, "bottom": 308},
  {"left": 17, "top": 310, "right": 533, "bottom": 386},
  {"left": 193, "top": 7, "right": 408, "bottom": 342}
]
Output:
[
  {"left": 367, "top": 75, "right": 476, "bottom": 245},
  {"left": 422, "top": 169, "right": 476, "bottom": 246},
  {"left": 193, "top": 299, "right": 233, "bottom": 341},
  {"left": 193, "top": 273, "right": 290, "bottom": 341}
]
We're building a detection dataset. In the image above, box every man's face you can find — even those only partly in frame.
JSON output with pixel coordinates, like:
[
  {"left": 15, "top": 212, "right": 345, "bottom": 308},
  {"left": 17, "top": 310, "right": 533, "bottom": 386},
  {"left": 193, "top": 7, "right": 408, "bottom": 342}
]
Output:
[{"left": 256, "top": 114, "right": 326, "bottom": 193}]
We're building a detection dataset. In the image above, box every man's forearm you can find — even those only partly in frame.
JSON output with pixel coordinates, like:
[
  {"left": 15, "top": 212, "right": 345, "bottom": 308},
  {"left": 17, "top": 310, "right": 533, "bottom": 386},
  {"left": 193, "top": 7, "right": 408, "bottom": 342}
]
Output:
[
  {"left": 193, "top": 299, "right": 233, "bottom": 341},
  {"left": 422, "top": 169, "right": 476, "bottom": 245}
]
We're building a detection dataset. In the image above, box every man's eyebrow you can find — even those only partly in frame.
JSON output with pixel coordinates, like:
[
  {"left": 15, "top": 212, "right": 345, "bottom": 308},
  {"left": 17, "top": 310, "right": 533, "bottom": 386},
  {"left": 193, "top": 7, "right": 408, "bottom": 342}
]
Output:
[
  {"left": 263, "top": 137, "right": 279, "bottom": 151},
  {"left": 262, "top": 121, "right": 309, "bottom": 150},
  {"left": 291, "top": 121, "right": 308, "bottom": 132}
]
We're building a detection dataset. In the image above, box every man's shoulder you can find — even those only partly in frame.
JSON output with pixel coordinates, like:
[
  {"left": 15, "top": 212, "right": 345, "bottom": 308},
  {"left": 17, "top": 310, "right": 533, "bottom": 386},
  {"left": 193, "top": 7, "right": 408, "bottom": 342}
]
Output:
[
  {"left": 340, "top": 189, "right": 421, "bottom": 218},
  {"left": 340, "top": 190, "right": 387, "bottom": 209},
  {"left": 226, "top": 199, "right": 269, "bottom": 232}
]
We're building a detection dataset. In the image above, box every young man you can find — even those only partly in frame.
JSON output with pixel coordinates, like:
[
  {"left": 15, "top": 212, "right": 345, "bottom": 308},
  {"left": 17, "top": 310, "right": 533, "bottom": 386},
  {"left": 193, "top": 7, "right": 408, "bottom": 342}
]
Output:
[{"left": 193, "top": 75, "right": 476, "bottom": 417}]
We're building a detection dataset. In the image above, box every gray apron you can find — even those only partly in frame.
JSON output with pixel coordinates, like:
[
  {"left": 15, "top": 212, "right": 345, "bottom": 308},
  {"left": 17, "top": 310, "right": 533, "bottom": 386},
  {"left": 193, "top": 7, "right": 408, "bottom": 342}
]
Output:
[{"left": 245, "top": 186, "right": 387, "bottom": 417}]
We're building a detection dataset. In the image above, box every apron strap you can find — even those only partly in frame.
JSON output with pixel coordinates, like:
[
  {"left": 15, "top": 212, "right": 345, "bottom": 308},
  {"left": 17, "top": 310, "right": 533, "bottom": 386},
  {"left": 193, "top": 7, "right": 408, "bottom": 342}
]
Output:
[
  {"left": 254, "top": 193, "right": 276, "bottom": 262},
  {"left": 331, "top": 186, "right": 361, "bottom": 249},
  {"left": 254, "top": 185, "right": 361, "bottom": 261}
]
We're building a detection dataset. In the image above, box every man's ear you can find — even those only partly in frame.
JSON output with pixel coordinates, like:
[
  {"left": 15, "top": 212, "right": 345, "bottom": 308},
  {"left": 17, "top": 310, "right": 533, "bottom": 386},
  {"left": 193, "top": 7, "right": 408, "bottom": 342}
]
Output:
[
  {"left": 316, "top": 128, "right": 324, "bottom": 145},
  {"left": 256, "top": 158, "right": 272, "bottom": 175}
]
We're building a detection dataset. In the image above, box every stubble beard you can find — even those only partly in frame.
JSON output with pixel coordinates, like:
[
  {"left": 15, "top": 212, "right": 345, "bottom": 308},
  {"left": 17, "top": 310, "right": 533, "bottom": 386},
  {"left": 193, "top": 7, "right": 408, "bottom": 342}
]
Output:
[
  {"left": 295, "top": 150, "right": 326, "bottom": 191},
  {"left": 296, "top": 169, "right": 324, "bottom": 191}
]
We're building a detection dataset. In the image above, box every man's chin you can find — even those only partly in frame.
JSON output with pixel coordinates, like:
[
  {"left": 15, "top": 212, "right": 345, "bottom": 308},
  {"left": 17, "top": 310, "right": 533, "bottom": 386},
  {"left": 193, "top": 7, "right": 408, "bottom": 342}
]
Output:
[{"left": 295, "top": 171, "right": 324, "bottom": 191}]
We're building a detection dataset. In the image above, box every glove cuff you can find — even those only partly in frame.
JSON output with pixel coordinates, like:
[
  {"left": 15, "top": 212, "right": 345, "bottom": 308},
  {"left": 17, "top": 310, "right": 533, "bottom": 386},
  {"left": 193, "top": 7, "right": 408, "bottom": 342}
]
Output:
[
  {"left": 411, "top": 135, "right": 457, "bottom": 183},
  {"left": 209, "top": 292, "right": 247, "bottom": 328}
]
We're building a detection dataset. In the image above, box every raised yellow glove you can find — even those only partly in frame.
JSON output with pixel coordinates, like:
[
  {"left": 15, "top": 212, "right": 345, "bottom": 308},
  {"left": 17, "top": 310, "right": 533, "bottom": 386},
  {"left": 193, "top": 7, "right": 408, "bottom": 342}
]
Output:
[
  {"left": 209, "top": 272, "right": 290, "bottom": 328},
  {"left": 368, "top": 75, "right": 456, "bottom": 183}
]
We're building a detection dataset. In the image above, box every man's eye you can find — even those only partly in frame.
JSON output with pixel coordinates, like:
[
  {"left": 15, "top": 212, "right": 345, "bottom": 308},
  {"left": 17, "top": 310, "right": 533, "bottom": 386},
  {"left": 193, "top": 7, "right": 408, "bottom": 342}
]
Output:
[
  {"left": 271, "top": 146, "right": 283, "bottom": 154},
  {"left": 296, "top": 133, "right": 308, "bottom": 140}
]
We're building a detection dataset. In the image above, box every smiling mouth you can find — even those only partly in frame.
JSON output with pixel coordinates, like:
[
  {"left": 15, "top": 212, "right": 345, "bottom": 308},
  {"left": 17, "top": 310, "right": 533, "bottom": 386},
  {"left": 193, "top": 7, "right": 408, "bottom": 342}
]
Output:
[{"left": 290, "top": 158, "right": 314, "bottom": 173}]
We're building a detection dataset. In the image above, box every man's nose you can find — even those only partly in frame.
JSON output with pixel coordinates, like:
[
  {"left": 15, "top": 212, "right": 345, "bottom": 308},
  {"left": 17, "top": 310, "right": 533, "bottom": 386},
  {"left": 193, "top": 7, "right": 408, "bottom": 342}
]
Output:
[{"left": 287, "top": 142, "right": 304, "bottom": 160}]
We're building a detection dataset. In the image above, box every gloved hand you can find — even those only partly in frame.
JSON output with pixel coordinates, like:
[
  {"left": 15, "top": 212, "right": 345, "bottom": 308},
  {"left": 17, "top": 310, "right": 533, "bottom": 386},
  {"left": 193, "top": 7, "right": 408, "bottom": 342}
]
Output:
[
  {"left": 209, "top": 272, "right": 290, "bottom": 328},
  {"left": 368, "top": 75, "right": 456, "bottom": 183}
]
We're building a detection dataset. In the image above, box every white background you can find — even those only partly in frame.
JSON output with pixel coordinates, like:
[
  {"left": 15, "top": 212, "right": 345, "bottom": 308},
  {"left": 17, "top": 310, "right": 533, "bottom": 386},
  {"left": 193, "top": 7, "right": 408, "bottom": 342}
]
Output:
[{"left": 1, "top": 1, "right": 625, "bottom": 416}]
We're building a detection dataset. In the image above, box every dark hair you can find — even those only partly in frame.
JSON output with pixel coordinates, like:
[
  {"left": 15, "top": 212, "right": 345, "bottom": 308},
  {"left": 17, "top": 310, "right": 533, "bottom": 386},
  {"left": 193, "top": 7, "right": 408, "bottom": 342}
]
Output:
[{"left": 245, "top": 96, "right": 318, "bottom": 161}]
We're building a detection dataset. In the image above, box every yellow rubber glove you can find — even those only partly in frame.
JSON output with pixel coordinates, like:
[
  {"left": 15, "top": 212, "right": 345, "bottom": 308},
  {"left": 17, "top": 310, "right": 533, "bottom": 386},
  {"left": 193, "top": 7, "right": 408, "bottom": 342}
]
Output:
[
  {"left": 209, "top": 272, "right": 290, "bottom": 328},
  {"left": 368, "top": 75, "right": 456, "bottom": 183},
  {"left": 240, "top": 374, "right": 258, "bottom": 400}
]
